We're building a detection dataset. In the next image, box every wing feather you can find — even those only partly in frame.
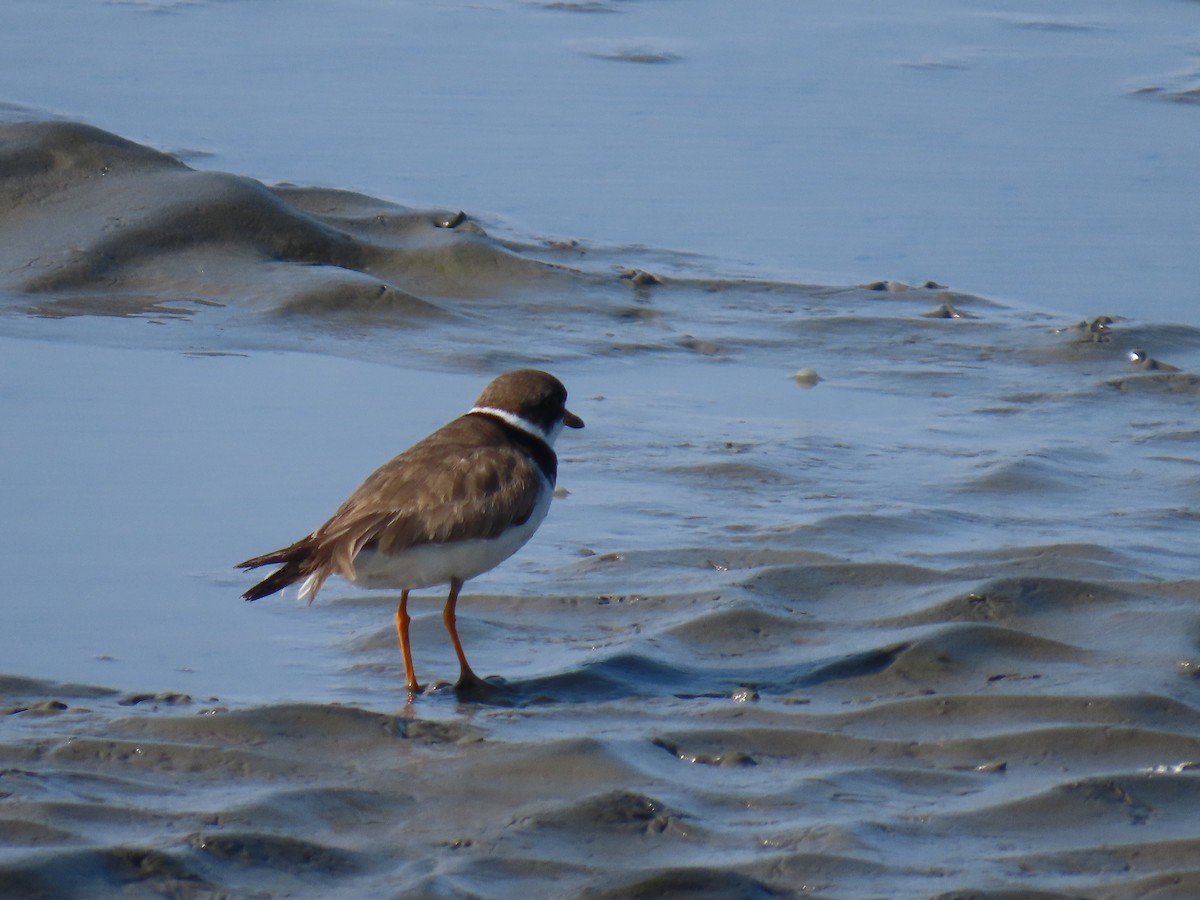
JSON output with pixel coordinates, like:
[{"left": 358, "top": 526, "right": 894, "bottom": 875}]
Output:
[
  {"left": 311, "top": 418, "right": 547, "bottom": 577},
  {"left": 239, "top": 415, "right": 553, "bottom": 600}
]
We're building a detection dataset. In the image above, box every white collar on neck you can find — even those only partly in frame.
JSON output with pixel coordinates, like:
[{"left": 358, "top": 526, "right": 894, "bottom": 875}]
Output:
[{"left": 468, "top": 406, "right": 555, "bottom": 446}]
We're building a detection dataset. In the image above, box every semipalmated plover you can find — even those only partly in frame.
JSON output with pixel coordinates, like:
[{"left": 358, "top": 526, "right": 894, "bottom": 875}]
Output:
[{"left": 237, "top": 369, "right": 584, "bottom": 694}]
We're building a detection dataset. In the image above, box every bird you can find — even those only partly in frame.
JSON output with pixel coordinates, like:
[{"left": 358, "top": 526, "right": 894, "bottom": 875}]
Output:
[{"left": 236, "top": 369, "right": 584, "bottom": 695}]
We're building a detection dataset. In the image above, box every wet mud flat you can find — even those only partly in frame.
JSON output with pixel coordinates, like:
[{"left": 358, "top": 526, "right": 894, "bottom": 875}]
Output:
[
  {"left": 4, "top": 543, "right": 1200, "bottom": 898},
  {"left": 3, "top": 122, "right": 1200, "bottom": 897}
]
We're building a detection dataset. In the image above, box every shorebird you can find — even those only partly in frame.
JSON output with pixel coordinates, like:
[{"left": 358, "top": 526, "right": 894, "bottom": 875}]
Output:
[{"left": 236, "top": 369, "right": 583, "bottom": 694}]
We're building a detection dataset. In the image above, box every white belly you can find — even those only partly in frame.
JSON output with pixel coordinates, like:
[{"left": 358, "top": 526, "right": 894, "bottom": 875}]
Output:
[{"left": 348, "top": 483, "right": 552, "bottom": 591}]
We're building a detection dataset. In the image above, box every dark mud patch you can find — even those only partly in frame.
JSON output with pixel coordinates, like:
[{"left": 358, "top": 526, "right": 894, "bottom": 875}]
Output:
[{"left": 0, "top": 120, "right": 569, "bottom": 323}]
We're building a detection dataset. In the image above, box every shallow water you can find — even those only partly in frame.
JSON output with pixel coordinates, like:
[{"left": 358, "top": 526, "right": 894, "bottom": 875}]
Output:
[
  {"left": 3, "top": 0, "right": 1199, "bottom": 323},
  {"left": 3, "top": 122, "right": 1200, "bottom": 896}
]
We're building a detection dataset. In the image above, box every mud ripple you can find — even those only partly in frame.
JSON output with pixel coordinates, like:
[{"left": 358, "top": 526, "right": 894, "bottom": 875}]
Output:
[{"left": 8, "top": 539, "right": 1200, "bottom": 895}]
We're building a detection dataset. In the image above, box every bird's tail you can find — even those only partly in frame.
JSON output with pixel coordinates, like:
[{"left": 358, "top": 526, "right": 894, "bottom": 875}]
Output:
[{"left": 236, "top": 540, "right": 328, "bottom": 603}]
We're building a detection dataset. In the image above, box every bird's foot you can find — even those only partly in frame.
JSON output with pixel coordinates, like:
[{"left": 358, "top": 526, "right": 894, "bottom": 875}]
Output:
[{"left": 453, "top": 669, "right": 502, "bottom": 700}]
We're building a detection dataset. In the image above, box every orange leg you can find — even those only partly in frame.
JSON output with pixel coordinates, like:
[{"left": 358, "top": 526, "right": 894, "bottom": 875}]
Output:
[
  {"left": 394, "top": 590, "right": 420, "bottom": 694},
  {"left": 443, "top": 577, "right": 487, "bottom": 691}
]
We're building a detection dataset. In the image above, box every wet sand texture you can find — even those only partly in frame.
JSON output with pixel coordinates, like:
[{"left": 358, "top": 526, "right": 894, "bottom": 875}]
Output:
[
  {"left": 2, "top": 120, "right": 1066, "bottom": 386},
  {"left": 0, "top": 121, "right": 569, "bottom": 320},
  {"left": 5, "top": 545, "right": 1200, "bottom": 897},
  {"left": 0, "top": 121, "right": 1004, "bottom": 350}
]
